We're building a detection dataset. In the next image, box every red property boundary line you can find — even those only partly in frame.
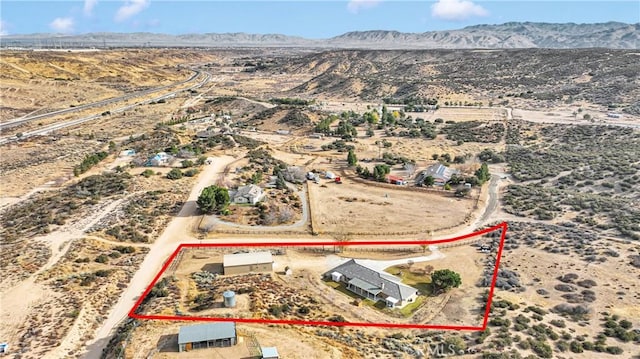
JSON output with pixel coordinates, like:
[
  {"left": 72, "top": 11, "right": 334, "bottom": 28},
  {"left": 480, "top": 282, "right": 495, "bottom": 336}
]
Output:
[{"left": 129, "top": 222, "right": 507, "bottom": 331}]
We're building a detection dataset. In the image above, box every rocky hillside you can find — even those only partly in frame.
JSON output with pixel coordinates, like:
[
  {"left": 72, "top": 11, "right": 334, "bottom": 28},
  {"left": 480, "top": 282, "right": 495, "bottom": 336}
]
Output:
[
  {"left": 2, "top": 22, "right": 638, "bottom": 49},
  {"left": 268, "top": 48, "right": 640, "bottom": 111},
  {"left": 329, "top": 22, "right": 639, "bottom": 49}
]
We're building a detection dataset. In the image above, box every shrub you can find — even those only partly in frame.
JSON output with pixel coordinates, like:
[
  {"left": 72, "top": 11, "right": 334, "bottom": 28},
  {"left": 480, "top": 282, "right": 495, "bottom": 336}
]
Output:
[
  {"left": 605, "top": 346, "right": 623, "bottom": 355},
  {"left": 570, "top": 340, "right": 584, "bottom": 353},
  {"left": 556, "top": 340, "right": 569, "bottom": 352},
  {"left": 619, "top": 319, "right": 632, "bottom": 329},
  {"left": 166, "top": 168, "right": 183, "bottom": 180},
  {"left": 95, "top": 269, "right": 111, "bottom": 277},
  {"left": 529, "top": 339, "right": 553, "bottom": 358},
  {"left": 298, "top": 306, "right": 310, "bottom": 315},
  {"left": 141, "top": 169, "right": 155, "bottom": 178},
  {"left": 95, "top": 254, "right": 109, "bottom": 263},
  {"left": 550, "top": 319, "right": 566, "bottom": 328}
]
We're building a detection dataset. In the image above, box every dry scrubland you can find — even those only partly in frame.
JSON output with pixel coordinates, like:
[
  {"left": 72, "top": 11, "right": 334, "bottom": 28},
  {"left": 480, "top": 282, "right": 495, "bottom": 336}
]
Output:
[
  {"left": 128, "top": 242, "right": 493, "bottom": 358},
  {"left": 1, "top": 48, "right": 639, "bottom": 359}
]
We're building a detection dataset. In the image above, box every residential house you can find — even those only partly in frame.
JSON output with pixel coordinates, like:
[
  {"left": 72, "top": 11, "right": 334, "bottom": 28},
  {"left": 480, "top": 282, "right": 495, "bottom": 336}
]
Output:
[
  {"left": 148, "top": 152, "right": 171, "bottom": 167},
  {"left": 325, "top": 259, "right": 419, "bottom": 308},
  {"left": 231, "top": 184, "right": 264, "bottom": 205},
  {"left": 415, "top": 163, "right": 459, "bottom": 186}
]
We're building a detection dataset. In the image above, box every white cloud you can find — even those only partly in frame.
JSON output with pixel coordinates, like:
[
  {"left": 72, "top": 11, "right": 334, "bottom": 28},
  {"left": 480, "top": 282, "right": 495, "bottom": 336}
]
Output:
[
  {"left": 347, "top": 0, "right": 382, "bottom": 14},
  {"left": 115, "top": 0, "right": 151, "bottom": 22},
  {"left": 84, "top": 0, "right": 98, "bottom": 16},
  {"left": 49, "top": 17, "right": 75, "bottom": 33},
  {"left": 0, "top": 20, "right": 8, "bottom": 36},
  {"left": 431, "top": 0, "right": 488, "bottom": 21}
]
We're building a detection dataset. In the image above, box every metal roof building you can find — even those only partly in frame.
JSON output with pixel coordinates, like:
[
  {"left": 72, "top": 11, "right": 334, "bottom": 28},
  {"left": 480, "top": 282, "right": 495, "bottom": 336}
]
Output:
[
  {"left": 416, "top": 163, "right": 459, "bottom": 185},
  {"left": 223, "top": 251, "right": 274, "bottom": 275},
  {"left": 261, "top": 346, "right": 280, "bottom": 359},
  {"left": 178, "top": 322, "right": 237, "bottom": 352},
  {"left": 325, "top": 259, "right": 419, "bottom": 308}
]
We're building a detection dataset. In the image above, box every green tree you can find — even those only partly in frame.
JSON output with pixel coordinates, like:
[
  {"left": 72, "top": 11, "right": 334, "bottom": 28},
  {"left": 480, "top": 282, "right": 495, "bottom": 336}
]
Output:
[
  {"left": 423, "top": 175, "right": 435, "bottom": 186},
  {"left": 373, "top": 164, "right": 390, "bottom": 182},
  {"left": 166, "top": 168, "right": 183, "bottom": 180},
  {"left": 197, "top": 185, "right": 230, "bottom": 214},
  {"left": 431, "top": 269, "right": 462, "bottom": 294},
  {"left": 475, "top": 162, "right": 490, "bottom": 184},
  {"left": 347, "top": 149, "right": 357, "bottom": 167}
]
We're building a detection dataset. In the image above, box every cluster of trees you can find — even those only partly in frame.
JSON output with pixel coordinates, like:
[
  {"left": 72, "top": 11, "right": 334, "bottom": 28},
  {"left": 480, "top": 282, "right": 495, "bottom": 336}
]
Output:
[
  {"left": 314, "top": 115, "right": 338, "bottom": 134},
  {"left": 475, "top": 163, "right": 491, "bottom": 184},
  {"left": 355, "top": 163, "right": 390, "bottom": 182},
  {"left": 383, "top": 97, "right": 438, "bottom": 106},
  {"left": 269, "top": 98, "right": 311, "bottom": 106},
  {"left": 74, "top": 151, "right": 109, "bottom": 176},
  {"left": 196, "top": 185, "right": 230, "bottom": 214}
]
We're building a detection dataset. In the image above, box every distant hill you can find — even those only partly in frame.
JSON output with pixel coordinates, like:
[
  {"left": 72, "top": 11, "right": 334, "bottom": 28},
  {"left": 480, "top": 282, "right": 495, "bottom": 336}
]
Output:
[{"left": 1, "top": 22, "right": 638, "bottom": 49}]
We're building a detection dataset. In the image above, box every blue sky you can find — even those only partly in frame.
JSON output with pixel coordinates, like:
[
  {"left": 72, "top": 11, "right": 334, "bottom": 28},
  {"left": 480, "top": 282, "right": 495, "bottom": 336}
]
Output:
[{"left": 1, "top": 1, "right": 638, "bottom": 38}]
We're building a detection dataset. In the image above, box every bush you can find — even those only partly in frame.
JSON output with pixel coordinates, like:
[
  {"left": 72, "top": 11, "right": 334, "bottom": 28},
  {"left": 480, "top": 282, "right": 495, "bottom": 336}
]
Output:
[
  {"left": 550, "top": 319, "right": 566, "bottom": 328},
  {"left": 619, "top": 319, "right": 632, "bottom": 329},
  {"left": 298, "top": 306, "right": 310, "bottom": 315},
  {"left": 605, "top": 346, "right": 623, "bottom": 355},
  {"left": 141, "top": 169, "right": 155, "bottom": 178},
  {"left": 95, "top": 254, "right": 109, "bottom": 263},
  {"left": 166, "top": 168, "right": 183, "bottom": 180},
  {"left": 570, "top": 340, "right": 583, "bottom": 353},
  {"left": 184, "top": 169, "right": 199, "bottom": 177},
  {"left": 529, "top": 339, "right": 553, "bottom": 358},
  {"left": 95, "top": 269, "right": 111, "bottom": 277}
]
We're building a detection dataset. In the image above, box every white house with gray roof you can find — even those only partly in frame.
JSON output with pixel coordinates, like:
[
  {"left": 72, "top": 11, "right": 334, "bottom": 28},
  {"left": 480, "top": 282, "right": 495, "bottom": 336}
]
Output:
[
  {"left": 416, "top": 163, "right": 459, "bottom": 186},
  {"left": 231, "top": 184, "right": 264, "bottom": 205},
  {"left": 325, "top": 259, "right": 419, "bottom": 308}
]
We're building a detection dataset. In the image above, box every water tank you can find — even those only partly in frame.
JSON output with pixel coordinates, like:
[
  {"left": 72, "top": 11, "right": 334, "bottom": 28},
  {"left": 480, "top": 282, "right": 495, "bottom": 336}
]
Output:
[{"left": 223, "top": 290, "right": 236, "bottom": 308}]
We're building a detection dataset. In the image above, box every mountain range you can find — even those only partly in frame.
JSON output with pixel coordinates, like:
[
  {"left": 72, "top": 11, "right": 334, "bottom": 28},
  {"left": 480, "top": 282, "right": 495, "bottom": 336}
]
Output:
[{"left": 1, "top": 22, "right": 638, "bottom": 49}]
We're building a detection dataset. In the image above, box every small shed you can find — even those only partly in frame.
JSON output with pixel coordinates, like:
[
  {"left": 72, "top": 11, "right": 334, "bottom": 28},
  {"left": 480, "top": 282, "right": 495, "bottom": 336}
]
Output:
[
  {"left": 0, "top": 342, "right": 8, "bottom": 354},
  {"left": 262, "top": 346, "right": 280, "bottom": 359}
]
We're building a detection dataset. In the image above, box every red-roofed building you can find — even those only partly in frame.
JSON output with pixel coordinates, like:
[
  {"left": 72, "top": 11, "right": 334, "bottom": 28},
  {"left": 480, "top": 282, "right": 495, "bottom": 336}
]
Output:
[{"left": 387, "top": 175, "right": 407, "bottom": 185}]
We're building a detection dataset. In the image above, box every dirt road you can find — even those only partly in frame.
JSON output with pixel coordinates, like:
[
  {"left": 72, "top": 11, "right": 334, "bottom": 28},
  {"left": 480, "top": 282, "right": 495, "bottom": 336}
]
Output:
[{"left": 81, "top": 155, "right": 235, "bottom": 359}]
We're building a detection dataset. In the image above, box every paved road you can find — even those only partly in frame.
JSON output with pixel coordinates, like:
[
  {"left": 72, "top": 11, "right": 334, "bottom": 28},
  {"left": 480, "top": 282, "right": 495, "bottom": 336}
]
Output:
[
  {"left": 0, "top": 71, "right": 210, "bottom": 145},
  {"left": 0, "top": 69, "right": 200, "bottom": 130}
]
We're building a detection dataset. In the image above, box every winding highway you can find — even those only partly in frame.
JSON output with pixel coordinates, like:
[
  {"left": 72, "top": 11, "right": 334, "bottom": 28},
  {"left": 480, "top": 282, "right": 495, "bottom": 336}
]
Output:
[
  {"left": 0, "top": 69, "right": 210, "bottom": 145},
  {"left": 0, "top": 69, "right": 200, "bottom": 130}
]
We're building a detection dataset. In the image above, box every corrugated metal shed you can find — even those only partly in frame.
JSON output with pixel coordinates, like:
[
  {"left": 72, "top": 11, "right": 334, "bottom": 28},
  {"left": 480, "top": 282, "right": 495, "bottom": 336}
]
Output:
[
  {"left": 224, "top": 251, "right": 273, "bottom": 267},
  {"left": 178, "top": 322, "right": 236, "bottom": 345}
]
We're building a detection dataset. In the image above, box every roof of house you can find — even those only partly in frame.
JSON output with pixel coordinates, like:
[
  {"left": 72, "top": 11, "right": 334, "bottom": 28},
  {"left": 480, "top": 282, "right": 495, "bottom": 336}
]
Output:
[
  {"left": 178, "top": 322, "right": 236, "bottom": 345},
  {"left": 235, "top": 184, "right": 262, "bottom": 199},
  {"left": 223, "top": 251, "right": 273, "bottom": 268},
  {"left": 387, "top": 175, "right": 405, "bottom": 181},
  {"left": 261, "top": 347, "right": 280, "bottom": 358},
  {"left": 418, "top": 163, "right": 458, "bottom": 182},
  {"left": 326, "top": 259, "right": 417, "bottom": 302}
]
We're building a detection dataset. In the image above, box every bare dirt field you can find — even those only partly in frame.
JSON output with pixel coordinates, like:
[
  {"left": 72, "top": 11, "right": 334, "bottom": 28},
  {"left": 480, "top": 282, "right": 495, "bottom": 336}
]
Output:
[{"left": 308, "top": 178, "right": 475, "bottom": 235}]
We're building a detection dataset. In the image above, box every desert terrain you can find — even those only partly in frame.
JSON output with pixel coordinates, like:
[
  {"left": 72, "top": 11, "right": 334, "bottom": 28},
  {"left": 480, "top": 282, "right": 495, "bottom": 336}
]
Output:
[{"left": 0, "top": 46, "right": 639, "bottom": 359}]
